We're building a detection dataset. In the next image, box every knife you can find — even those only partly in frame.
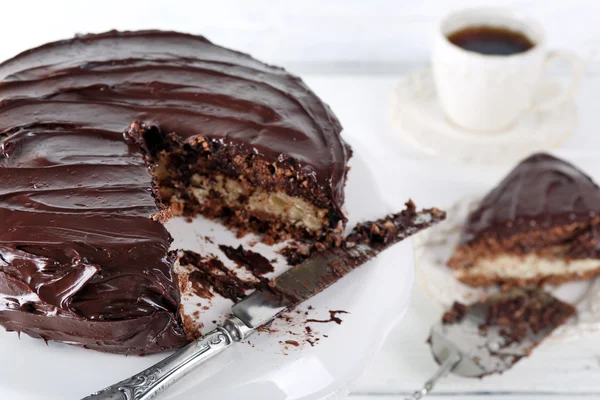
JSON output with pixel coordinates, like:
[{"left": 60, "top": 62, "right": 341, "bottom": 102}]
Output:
[{"left": 83, "top": 203, "right": 445, "bottom": 400}]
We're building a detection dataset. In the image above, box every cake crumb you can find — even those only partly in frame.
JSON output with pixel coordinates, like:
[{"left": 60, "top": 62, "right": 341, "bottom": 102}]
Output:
[{"left": 306, "top": 310, "right": 349, "bottom": 325}]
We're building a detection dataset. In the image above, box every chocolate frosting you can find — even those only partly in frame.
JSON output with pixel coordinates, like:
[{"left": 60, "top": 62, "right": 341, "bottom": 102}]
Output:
[
  {"left": 0, "top": 30, "right": 350, "bottom": 203},
  {"left": 462, "top": 153, "right": 600, "bottom": 244},
  {"left": 0, "top": 30, "right": 349, "bottom": 354}
]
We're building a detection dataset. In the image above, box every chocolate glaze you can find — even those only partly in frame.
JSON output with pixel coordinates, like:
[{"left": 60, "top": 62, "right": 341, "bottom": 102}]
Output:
[
  {"left": 462, "top": 153, "right": 600, "bottom": 244},
  {"left": 0, "top": 127, "right": 188, "bottom": 354},
  {"left": 0, "top": 30, "right": 350, "bottom": 205},
  {"left": 0, "top": 30, "right": 349, "bottom": 354}
]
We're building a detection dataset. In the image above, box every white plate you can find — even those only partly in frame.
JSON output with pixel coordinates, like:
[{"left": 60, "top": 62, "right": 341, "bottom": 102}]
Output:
[{"left": 0, "top": 148, "right": 415, "bottom": 400}]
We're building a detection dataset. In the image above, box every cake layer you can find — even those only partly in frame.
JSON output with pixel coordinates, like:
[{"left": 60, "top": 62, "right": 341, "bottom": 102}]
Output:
[
  {"left": 189, "top": 175, "right": 329, "bottom": 232},
  {"left": 455, "top": 252, "right": 600, "bottom": 286},
  {"left": 448, "top": 219, "right": 600, "bottom": 268}
]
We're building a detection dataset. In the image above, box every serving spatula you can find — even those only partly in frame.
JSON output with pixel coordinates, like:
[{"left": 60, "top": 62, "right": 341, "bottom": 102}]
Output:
[
  {"left": 406, "top": 288, "right": 576, "bottom": 399},
  {"left": 83, "top": 205, "right": 445, "bottom": 400}
]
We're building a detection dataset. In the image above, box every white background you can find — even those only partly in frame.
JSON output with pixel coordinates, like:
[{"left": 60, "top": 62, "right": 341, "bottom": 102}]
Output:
[
  {"left": 2, "top": 0, "right": 600, "bottom": 72},
  {"left": 3, "top": 1, "right": 600, "bottom": 399}
]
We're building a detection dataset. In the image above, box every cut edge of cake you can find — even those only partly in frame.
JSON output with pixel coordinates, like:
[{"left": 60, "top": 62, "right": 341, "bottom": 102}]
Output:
[{"left": 127, "top": 122, "right": 351, "bottom": 246}]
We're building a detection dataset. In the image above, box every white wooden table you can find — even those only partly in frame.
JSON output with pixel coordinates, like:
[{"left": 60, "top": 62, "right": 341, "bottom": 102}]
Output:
[
  {"left": 2, "top": 2, "right": 599, "bottom": 397},
  {"left": 301, "top": 73, "right": 600, "bottom": 400}
]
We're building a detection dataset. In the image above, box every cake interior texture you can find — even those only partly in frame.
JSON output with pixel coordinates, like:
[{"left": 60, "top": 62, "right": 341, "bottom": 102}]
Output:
[
  {"left": 449, "top": 153, "right": 600, "bottom": 287},
  {"left": 134, "top": 124, "right": 348, "bottom": 244}
]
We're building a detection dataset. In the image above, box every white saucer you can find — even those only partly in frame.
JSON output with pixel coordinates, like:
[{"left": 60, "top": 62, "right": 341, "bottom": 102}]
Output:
[
  {"left": 387, "top": 69, "right": 578, "bottom": 164},
  {"left": 413, "top": 195, "right": 600, "bottom": 341}
]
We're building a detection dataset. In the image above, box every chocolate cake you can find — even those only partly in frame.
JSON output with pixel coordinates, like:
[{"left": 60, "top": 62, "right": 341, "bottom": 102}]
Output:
[
  {"left": 449, "top": 153, "right": 600, "bottom": 287},
  {"left": 0, "top": 30, "right": 351, "bottom": 354},
  {"left": 0, "top": 31, "right": 440, "bottom": 355}
]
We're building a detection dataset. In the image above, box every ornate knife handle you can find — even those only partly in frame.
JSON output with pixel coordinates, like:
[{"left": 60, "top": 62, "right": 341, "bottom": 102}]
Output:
[{"left": 82, "top": 316, "right": 253, "bottom": 400}]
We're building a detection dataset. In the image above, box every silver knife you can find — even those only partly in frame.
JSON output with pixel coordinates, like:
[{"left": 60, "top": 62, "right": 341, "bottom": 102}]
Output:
[{"left": 82, "top": 205, "right": 445, "bottom": 400}]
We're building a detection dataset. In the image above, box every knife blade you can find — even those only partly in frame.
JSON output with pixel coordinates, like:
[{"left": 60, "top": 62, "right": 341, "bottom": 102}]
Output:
[{"left": 83, "top": 202, "right": 445, "bottom": 400}]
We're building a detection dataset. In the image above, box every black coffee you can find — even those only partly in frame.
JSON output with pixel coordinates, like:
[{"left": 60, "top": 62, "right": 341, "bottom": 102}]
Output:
[{"left": 448, "top": 26, "right": 534, "bottom": 55}]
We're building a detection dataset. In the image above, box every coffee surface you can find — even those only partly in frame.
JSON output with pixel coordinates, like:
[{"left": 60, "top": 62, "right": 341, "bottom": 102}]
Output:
[{"left": 448, "top": 26, "right": 534, "bottom": 55}]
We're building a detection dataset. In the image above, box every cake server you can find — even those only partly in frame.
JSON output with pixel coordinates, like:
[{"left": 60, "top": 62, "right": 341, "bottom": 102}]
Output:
[
  {"left": 83, "top": 207, "right": 444, "bottom": 400},
  {"left": 406, "top": 288, "right": 575, "bottom": 400}
]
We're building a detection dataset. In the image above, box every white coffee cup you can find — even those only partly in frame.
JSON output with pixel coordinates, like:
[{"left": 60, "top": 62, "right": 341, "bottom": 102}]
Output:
[{"left": 432, "top": 8, "right": 582, "bottom": 133}]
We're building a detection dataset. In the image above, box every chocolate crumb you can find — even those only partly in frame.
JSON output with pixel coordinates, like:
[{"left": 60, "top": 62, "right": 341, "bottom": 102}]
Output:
[
  {"left": 181, "top": 251, "right": 264, "bottom": 302},
  {"left": 479, "top": 288, "right": 575, "bottom": 345},
  {"left": 219, "top": 244, "right": 275, "bottom": 276},
  {"left": 306, "top": 310, "right": 349, "bottom": 325},
  {"left": 442, "top": 302, "right": 468, "bottom": 325},
  {"left": 285, "top": 340, "right": 300, "bottom": 347}
]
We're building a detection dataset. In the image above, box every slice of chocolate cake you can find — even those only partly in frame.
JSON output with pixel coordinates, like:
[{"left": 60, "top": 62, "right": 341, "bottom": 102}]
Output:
[{"left": 449, "top": 153, "right": 600, "bottom": 286}]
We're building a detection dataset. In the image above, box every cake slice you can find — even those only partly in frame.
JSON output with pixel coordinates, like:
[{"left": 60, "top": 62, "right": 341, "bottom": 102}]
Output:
[{"left": 449, "top": 153, "right": 600, "bottom": 286}]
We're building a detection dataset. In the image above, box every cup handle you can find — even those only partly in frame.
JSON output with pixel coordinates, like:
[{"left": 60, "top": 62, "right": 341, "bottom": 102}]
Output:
[{"left": 532, "top": 50, "right": 583, "bottom": 112}]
